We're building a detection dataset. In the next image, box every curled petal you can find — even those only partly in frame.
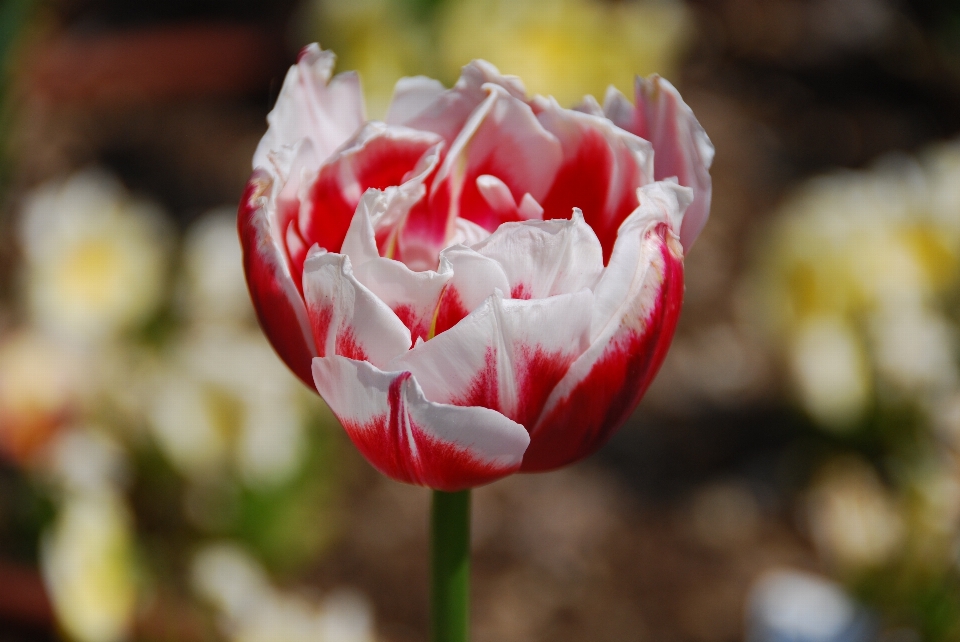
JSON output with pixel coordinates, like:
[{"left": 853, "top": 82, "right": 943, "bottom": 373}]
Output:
[
  {"left": 254, "top": 44, "right": 365, "bottom": 172},
  {"left": 299, "top": 122, "right": 442, "bottom": 255},
  {"left": 523, "top": 182, "right": 689, "bottom": 471},
  {"left": 342, "top": 191, "right": 454, "bottom": 341},
  {"left": 605, "top": 76, "right": 714, "bottom": 251},
  {"left": 313, "top": 356, "right": 529, "bottom": 491},
  {"left": 302, "top": 249, "right": 410, "bottom": 368},
  {"left": 391, "top": 290, "right": 593, "bottom": 431},
  {"left": 238, "top": 171, "right": 317, "bottom": 387},
  {"left": 471, "top": 210, "right": 605, "bottom": 299},
  {"left": 391, "top": 60, "right": 528, "bottom": 144},
  {"left": 432, "top": 84, "right": 563, "bottom": 233},
  {"left": 538, "top": 99, "right": 653, "bottom": 261},
  {"left": 433, "top": 245, "right": 511, "bottom": 335},
  {"left": 385, "top": 76, "right": 446, "bottom": 127}
]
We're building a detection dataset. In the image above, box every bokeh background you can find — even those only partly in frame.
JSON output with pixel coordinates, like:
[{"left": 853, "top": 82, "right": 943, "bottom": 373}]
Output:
[{"left": 1, "top": 0, "right": 960, "bottom": 640}]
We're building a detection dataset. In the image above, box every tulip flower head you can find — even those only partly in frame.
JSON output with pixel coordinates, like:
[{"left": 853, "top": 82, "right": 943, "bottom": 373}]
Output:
[{"left": 239, "top": 45, "right": 713, "bottom": 491}]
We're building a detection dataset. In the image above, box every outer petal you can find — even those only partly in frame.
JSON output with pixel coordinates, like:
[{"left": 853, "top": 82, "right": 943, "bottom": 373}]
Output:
[
  {"left": 390, "top": 290, "right": 593, "bottom": 431},
  {"left": 313, "top": 356, "right": 529, "bottom": 491},
  {"left": 301, "top": 249, "right": 410, "bottom": 368},
  {"left": 470, "top": 210, "right": 604, "bottom": 299},
  {"left": 605, "top": 76, "right": 714, "bottom": 251},
  {"left": 238, "top": 171, "right": 317, "bottom": 387},
  {"left": 537, "top": 98, "right": 653, "bottom": 262},
  {"left": 522, "top": 182, "right": 689, "bottom": 471},
  {"left": 254, "top": 44, "right": 365, "bottom": 172}
]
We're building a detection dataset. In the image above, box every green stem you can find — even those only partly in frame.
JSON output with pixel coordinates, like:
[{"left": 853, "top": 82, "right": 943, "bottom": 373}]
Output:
[{"left": 431, "top": 489, "right": 470, "bottom": 642}]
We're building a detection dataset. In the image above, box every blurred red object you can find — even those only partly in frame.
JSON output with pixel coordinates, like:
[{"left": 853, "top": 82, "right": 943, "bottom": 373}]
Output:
[
  {"left": 23, "top": 23, "right": 285, "bottom": 106},
  {"left": 0, "top": 560, "right": 53, "bottom": 628}
]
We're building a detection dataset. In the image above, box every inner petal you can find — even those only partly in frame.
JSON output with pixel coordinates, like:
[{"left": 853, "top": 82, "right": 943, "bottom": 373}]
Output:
[
  {"left": 298, "top": 123, "right": 442, "bottom": 259},
  {"left": 537, "top": 101, "right": 653, "bottom": 263},
  {"left": 429, "top": 85, "right": 563, "bottom": 236}
]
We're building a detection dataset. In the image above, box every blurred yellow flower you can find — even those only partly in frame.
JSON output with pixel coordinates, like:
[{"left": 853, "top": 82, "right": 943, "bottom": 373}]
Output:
[
  {"left": 807, "top": 458, "right": 904, "bottom": 571},
  {"left": 40, "top": 429, "right": 136, "bottom": 642},
  {"left": 311, "top": 0, "right": 691, "bottom": 118},
  {"left": 41, "top": 490, "right": 137, "bottom": 642},
  {"left": 748, "top": 148, "right": 960, "bottom": 426},
  {"left": 439, "top": 0, "right": 690, "bottom": 107}
]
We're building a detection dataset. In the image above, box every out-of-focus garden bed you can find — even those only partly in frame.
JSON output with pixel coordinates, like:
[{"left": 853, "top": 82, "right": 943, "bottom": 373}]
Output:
[{"left": 2, "top": 1, "right": 960, "bottom": 641}]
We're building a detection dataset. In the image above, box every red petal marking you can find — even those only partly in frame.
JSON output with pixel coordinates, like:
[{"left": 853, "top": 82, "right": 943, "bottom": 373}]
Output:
[
  {"left": 510, "top": 283, "right": 531, "bottom": 300},
  {"left": 310, "top": 304, "right": 334, "bottom": 357},
  {"left": 238, "top": 174, "right": 316, "bottom": 388},
  {"left": 302, "top": 135, "right": 436, "bottom": 254},
  {"left": 512, "top": 344, "right": 576, "bottom": 431},
  {"left": 340, "top": 373, "right": 516, "bottom": 491},
  {"left": 284, "top": 216, "right": 309, "bottom": 295},
  {"left": 432, "top": 285, "right": 471, "bottom": 337},
  {"left": 540, "top": 127, "right": 639, "bottom": 264},
  {"left": 335, "top": 328, "right": 368, "bottom": 362},
  {"left": 393, "top": 304, "right": 431, "bottom": 344},
  {"left": 520, "top": 229, "right": 684, "bottom": 471},
  {"left": 307, "top": 302, "right": 370, "bottom": 362},
  {"left": 453, "top": 347, "right": 499, "bottom": 410},
  {"left": 451, "top": 344, "right": 578, "bottom": 432}
]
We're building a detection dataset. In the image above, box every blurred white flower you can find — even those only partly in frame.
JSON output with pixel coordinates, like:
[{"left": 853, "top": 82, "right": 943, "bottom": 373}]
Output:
[
  {"left": 807, "top": 458, "right": 903, "bottom": 571},
  {"left": 19, "top": 170, "right": 172, "bottom": 344},
  {"left": 41, "top": 489, "right": 137, "bottom": 642},
  {"left": 869, "top": 307, "right": 957, "bottom": 394},
  {"left": 43, "top": 428, "right": 128, "bottom": 495},
  {"left": 192, "top": 543, "right": 376, "bottom": 642},
  {"left": 147, "top": 327, "right": 307, "bottom": 486},
  {"left": 180, "top": 209, "right": 254, "bottom": 327},
  {"left": 789, "top": 317, "right": 870, "bottom": 430}
]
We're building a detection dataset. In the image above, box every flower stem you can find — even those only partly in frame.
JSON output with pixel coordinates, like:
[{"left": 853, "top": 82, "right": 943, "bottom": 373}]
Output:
[{"left": 431, "top": 489, "right": 470, "bottom": 642}]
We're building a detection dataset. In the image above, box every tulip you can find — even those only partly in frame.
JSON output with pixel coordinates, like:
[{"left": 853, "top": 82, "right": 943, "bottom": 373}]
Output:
[
  {"left": 240, "top": 44, "right": 711, "bottom": 642},
  {"left": 240, "top": 44, "right": 711, "bottom": 491}
]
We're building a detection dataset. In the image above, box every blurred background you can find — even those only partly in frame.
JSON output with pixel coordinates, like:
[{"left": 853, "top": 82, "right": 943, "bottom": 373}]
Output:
[{"left": 0, "top": 0, "right": 959, "bottom": 640}]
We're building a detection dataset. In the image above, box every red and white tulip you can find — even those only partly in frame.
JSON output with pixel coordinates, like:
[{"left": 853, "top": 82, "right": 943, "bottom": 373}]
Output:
[{"left": 239, "top": 45, "right": 713, "bottom": 491}]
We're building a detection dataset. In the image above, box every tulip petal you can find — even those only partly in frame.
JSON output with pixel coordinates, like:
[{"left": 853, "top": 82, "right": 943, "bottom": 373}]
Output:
[
  {"left": 254, "top": 44, "right": 365, "bottom": 172},
  {"left": 313, "top": 355, "right": 529, "bottom": 491},
  {"left": 431, "top": 84, "right": 563, "bottom": 234},
  {"left": 471, "top": 210, "right": 605, "bottom": 299},
  {"left": 341, "top": 190, "right": 454, "bottom": 341},
  {"left": 385, "top": 76, "right": 446, "bottom": 126},
  {"left": 299, "top": 122, "right": 442, "bottom": 256},
  {"left": 432, "top": 245, "right": 511, "bottom": 336},
  {"left": 238, "top": 171, "right": 317, "bottom": 387},
  {"left": 604, "top": 76, "right": 714, "bottom": 251},
  {"left": 522, "top": 182, "right": 688, "bottom": 471},
  {"left": 302, "top": 249, "right": 411, "bottom": 368},
  {"left": 393, "top": 60, "right": 528, "bottom": 144},
  {"left": 538, "top": 99, "right": 653, "bottom": 262},
  {"left": 391, "top": 290, "right": 592, "bottom": 431}
]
